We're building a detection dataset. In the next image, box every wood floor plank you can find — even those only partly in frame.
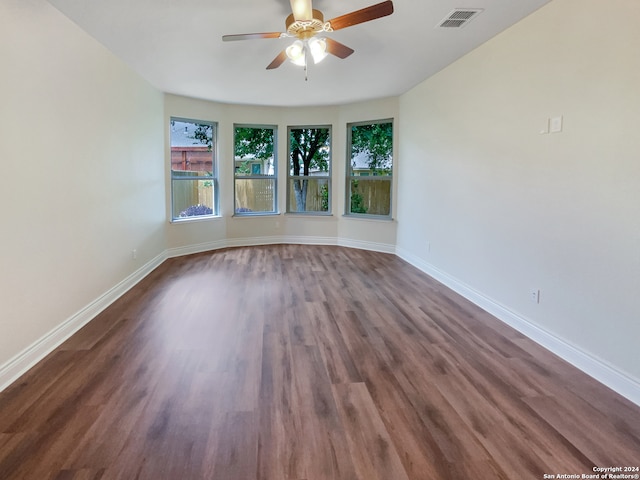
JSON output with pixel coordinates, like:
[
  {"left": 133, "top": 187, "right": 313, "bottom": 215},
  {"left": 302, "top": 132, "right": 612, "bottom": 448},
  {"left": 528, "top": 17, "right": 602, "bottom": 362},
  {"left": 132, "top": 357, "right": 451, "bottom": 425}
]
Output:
[
  {"left": 0, "top": 244, "right": 638, "bottom": 479},
  {"left": 522, "top": 393, "right": 640, "bottom": 466},
  {"left": 206, "top": 411, "right": 258, "bottom": 480},
  {"left": 289, "top": 343, "right": 358, "bottom": 480},
  {"left": 331, "top": 382, "right": 410, "bottom": 480},
  {"left": 257, "top": 308, "right": 303, "bottom": 480},
  {"left": 334, "top": 309, "right": 452, "bottom": 479},
  {"left": 431, "top": 343, "right": 595, "bottom": 476},
  {"left": 307, "top": 301, "right": 363, "bottom": 385},
  {"left": 53, "top": 468, "right": 106, "bottom": 480}
]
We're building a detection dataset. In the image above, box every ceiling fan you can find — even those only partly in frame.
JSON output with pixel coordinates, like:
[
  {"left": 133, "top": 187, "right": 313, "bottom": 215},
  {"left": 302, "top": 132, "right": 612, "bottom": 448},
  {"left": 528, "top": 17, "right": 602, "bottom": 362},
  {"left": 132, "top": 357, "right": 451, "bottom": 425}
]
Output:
[{"left": 222, "top": 0, "right": 394, "bottom": 71}]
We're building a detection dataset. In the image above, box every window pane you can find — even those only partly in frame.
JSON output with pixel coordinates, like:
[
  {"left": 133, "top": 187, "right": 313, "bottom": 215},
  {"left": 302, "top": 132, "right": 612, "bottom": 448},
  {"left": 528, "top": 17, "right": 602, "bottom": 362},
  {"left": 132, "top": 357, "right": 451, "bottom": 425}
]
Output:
[
  {"left": 287, "top": 126, "right": 331, "bottom": 213},
  {"left": 288, "top": 177, "right": 329, "bottom": 213},
  {"left": 234, "top": 125, "right": 277, "bottom": 215},
  {"left": 172, "top": 179, "right": 215, "bottom": 219},
  {"left": 171, "top": 120, "right": 214, "bottom": 174},
  {"left": 170, "top": 118, "right": 217, "bottom": 220},
  {"left": 234, "top": 160, "right": 274, "bottom": 176},
  {"left": 347, "top": 120, "right": 393, "bottom": 217},
  {"left": 235, "top": 178, "right": 276, "bottom": 213},
  {"left": 349, "top": 122, "right": 392, "bottom": 176},
  {"left": 289, "top": 128, "right": 330, "bottom": 176},
  {"left": 350, "top": 178, "right": 391, "bottom": 216}
]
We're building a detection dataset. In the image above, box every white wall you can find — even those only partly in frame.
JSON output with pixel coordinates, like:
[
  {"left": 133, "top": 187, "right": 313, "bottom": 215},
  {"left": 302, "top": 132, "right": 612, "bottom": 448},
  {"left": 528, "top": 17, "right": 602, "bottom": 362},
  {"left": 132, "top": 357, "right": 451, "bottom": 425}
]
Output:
[
  {"left": 164, "top": 94, "right": 399, "bottom": 255},
  {"left": 0, "top": 0, "right": 166, "bottom": 383},
  {"left": 397, "top": 0, "right": 640, "bottom": 398}
]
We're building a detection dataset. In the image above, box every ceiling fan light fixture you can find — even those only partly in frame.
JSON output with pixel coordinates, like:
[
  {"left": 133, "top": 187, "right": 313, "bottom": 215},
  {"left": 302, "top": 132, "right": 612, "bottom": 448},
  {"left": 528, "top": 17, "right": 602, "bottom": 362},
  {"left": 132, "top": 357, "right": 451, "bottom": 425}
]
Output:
[
  {"left": 286, "top": 37, "right": 327, "bottom": 67},
  {"left": 308, "top": 37, "right": 328, "bottom": 64},
  {"left": 286, "top": 40, "right": 306, "bottom": 65}
]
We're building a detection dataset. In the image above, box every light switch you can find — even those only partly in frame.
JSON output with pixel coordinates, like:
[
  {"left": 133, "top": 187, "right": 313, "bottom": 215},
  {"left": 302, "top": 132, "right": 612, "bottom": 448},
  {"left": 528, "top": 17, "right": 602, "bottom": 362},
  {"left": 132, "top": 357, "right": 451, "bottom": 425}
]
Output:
[{"left": 550, "top": 115, "right": 563, "bottom": 133}]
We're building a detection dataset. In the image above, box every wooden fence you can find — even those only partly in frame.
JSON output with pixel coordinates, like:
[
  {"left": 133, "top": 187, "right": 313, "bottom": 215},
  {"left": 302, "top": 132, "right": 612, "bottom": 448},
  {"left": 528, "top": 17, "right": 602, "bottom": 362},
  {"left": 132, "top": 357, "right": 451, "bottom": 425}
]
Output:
[
  {"left": 172, "top": 181, "right": 213, "bottom": 217},
  {"left": 172, "top": 177, "right": 391, "bottom": 216},
  {"left": 287, "top": 178, "right": 328, "bottom": 212},
  {"left": 350, "top": 178, "right": 391, "bottom": 215},
  {"left": 235, "top": 179, "right": 276, "bottom": 212}
]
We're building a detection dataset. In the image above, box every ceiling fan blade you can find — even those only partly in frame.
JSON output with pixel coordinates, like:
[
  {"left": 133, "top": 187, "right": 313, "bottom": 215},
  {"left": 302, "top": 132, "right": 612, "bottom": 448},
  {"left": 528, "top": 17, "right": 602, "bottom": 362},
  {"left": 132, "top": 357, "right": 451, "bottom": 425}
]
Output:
[
  {"left": 223, "top": 32, "right": 283, "bottom": 42},
  {"left": 324, "top": 38, "right": 354, "bottom": 59},
  {"left": 290, "top": 0, "right": 313, "bottom": 20},
  {"left": 327, "top": 0, "right": 394, "bottom": 31},
  {"left": 266, "top": 50, "right": 288, "bottom": 70}
]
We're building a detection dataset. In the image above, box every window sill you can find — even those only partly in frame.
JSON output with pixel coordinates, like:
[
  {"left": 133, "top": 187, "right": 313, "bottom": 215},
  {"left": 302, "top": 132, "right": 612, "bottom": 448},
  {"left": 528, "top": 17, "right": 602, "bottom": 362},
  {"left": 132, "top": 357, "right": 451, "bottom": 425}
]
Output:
[
  {"left": 232, "top": 212, "right": 280, "bottom": 218},
  {"left": 342, "top": 214, "right": 394, "bottom": 223},
  {"left": 170, "top": 215, "right": 222, "bottom": 224},
  {"left": 284, "top": 212, "right": 334, "bottom": 218}
]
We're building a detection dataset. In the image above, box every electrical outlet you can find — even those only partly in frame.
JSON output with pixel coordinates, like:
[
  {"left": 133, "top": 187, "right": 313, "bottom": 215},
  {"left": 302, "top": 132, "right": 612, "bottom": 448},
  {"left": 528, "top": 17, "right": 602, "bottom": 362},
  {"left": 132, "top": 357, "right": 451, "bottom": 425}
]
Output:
[
  {"left": 132, "top": 249, "right": 137, "bottom": 260},
  {"left": 530, "top": 289, "right": 540, "bottom": 304}
]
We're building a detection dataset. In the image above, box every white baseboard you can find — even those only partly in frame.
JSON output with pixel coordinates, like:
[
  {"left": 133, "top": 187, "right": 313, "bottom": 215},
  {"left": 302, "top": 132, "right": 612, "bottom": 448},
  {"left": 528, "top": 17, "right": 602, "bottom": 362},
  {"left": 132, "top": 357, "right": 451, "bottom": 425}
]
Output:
[
  {"left": 396, "top": 247, "right": 640, "bottom": 407},
  {"left": 165, "top": 235, "right": 339, "bottom": 258},
  {"left": 166, "top": 239, "right": 228, "bottom": 258},
  {"left": 227, "top": 235, "right": 339, "bottom": 247},
  {"left": 338, "top": 237, "right": 396, "bottom": 254},
  {"left": 0, "top": 251, "right": 167, "bottom": 393},
  {"left": 165, "top": 235, "right": 395, "bottom": 257}
]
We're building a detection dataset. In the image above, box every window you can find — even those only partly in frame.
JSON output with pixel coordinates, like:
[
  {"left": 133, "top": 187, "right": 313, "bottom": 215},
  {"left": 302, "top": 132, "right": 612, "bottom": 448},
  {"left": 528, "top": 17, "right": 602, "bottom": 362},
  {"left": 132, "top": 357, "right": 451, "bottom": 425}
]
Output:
[
  {"left": 170, "top": 118, "right": 217, "bottom": 220},
  {"left": 346, "top": 119, "right": 393, "bottom": 217},
  {"left": 234, "top": 125, "right": 277, "bottom": 215},
  {"left": 287, "top": 126, "right": 331, "bottom": 214}
]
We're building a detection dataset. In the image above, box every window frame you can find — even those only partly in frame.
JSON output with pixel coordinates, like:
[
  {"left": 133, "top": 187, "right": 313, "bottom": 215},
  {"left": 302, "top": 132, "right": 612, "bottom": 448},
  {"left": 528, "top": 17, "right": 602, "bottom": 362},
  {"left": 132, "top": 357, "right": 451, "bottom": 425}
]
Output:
[
  {"left": 169, "top": 117, "right": 218, "bottom": 222},
  {"left": 286, "top": 124, "right": 332, "bottom": 215},
  {"left": 233, "top": 124, "right": 278, "bottom": 216},
  {"left": 345, "top": 118, "right": 393, "bottom": 219}
]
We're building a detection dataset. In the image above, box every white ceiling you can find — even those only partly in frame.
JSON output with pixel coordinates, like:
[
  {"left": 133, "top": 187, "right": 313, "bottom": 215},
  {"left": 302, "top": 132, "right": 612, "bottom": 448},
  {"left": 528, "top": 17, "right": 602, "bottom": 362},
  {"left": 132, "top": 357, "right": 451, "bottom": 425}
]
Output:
[{"left": 47, "top": 0, "right": 551, "bottom": 107}]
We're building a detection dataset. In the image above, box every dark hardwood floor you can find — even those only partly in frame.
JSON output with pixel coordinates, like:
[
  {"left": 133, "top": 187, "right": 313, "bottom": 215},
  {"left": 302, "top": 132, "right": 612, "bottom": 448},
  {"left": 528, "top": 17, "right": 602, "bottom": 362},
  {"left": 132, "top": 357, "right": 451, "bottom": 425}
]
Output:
[{"left": 0, "top": 244, "right": 638, "bottom": 479}]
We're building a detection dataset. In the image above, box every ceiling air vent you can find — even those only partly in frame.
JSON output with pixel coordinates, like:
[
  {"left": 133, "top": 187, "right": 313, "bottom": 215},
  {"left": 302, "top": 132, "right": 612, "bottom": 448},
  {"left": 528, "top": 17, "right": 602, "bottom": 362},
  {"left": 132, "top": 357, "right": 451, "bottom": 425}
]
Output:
[{"left": 437, "top": 9, "right": 483, "bottom": 28}]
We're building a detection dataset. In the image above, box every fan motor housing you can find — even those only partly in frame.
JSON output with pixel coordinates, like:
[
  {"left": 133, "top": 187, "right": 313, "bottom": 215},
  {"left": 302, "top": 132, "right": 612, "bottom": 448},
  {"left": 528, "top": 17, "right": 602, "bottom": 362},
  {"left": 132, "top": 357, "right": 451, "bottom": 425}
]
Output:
[{"left": 286, "top": 9, "right": 329, "bottom": 38}]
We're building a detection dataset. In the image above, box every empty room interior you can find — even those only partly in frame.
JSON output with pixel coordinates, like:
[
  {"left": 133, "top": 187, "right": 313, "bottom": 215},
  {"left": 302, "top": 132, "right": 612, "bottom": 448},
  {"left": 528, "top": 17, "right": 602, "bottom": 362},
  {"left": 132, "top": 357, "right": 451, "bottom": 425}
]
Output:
[{"left": 1, "top": 0, "right": 639, "bottom": 478}]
